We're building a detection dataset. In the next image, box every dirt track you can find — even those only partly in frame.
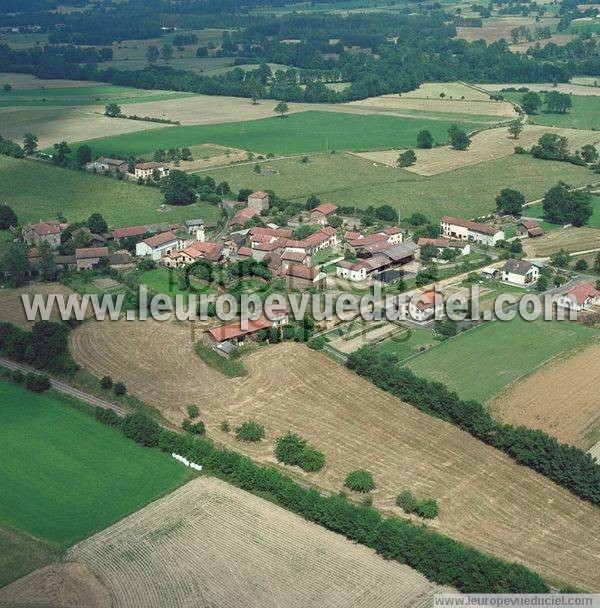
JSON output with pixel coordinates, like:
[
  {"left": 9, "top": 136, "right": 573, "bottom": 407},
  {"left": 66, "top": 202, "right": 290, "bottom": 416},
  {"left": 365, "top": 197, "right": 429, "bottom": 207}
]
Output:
[
  {"left": 490, "top": 343, "right": 600, "bottom": 449},
  {"left": 66, "top": 477, "right": 448, "bottom": 608},
  {"left": 69, "top": 318, "right": 600, "bottom": 590}
]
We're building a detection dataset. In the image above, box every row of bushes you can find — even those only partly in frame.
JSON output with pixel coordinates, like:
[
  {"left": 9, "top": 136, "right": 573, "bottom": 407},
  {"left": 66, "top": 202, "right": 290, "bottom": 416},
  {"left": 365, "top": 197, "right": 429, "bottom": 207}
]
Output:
[
  {"left": 347, "top": 347, "right": 600, "bottom": 506},
  {"left": 96, "top": 410, "right": 549, "bottom": 593},
  {"left": 396, "top": 489, "right": 439, "bottom": 519},
  {"left": 9, "top": 368, "right": 51, "bottom": 392}
]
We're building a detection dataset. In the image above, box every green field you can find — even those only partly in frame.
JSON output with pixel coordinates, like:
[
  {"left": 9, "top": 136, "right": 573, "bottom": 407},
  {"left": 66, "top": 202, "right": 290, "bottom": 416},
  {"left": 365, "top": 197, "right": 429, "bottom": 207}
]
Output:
[
  {"left": 67, "top": 110, "right": 490, "bottom": 158},
  {"left": 503, "top": 92, "right": 600, "bottom": 130},
  {"left": 0, "top": 381, "right": 192, "bottom": 547},
  {"left": 0, "top": 156, "right": 223, "bottom": 227},
  {"left": 525, "top": 195, "right": 600, "bottom": 228},
  {"left": 404, "top": 317, "right": 597, "bottom": 402},
  {"left": 375, "top": 326, "right": 438, "bottom": 363},
  {"left": 204, "top": 152, "right": 594, "bottom": 220},
  {"left": 0, "top": 84, "right": 193, "bottom": 107}
]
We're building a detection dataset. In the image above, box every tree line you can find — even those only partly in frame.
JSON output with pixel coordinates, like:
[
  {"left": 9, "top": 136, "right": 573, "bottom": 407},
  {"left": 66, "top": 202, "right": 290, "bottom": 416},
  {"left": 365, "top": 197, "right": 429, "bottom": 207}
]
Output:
[{"left": 347, "top": 346, "right": 600, "bottom": 507}]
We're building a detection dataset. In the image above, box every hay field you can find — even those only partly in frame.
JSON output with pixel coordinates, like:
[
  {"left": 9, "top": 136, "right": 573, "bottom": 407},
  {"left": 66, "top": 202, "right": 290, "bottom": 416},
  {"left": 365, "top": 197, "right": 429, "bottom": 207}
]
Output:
[
  {"left": 490, "top": 344, "right": 600, "bottom": 449},
  {"left": 0, "top": 563, "right": 111, "bottom": 608},
  {"left": 354, "top": 125, "right": 600, "bottom": 175},
  {"left": 0, "top": 73, "right": 105, "bottom": 89},
  {"left": 65, "top": 477, "right": 448, "bottom": 608},
  {"left": 0, "top": 283, "right": 83, "bottom": 329},
  {"left": 69, "top": 320, "right": 600, "bottom": 590},
  {"left": 456, "top": 16, "right": 559, "bottom": 43},
  {"left": 0, "top": 106, "right": 171, "bottom": 149},
  {"left": 524, "top": 227, "right": 600, "bottom": 257}
]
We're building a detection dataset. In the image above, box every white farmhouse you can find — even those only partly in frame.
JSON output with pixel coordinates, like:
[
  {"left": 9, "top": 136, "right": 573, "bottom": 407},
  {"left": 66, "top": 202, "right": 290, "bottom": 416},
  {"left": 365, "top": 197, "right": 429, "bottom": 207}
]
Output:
[
  {"left": 440, "top": 216, "right": 504, "bottom": 246},
  {"left": 135, "top": 231, "right": 182, "bottom": 260},
  {"left": 501, "top": 259, "right": 539, "bottom": 286}
]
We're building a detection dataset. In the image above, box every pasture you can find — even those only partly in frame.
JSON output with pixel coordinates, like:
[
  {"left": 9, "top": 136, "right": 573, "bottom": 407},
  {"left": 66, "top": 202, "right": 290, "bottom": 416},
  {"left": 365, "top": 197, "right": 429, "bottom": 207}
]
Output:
[
  {"left": 355, "top": 124, "right": 600, "bottom": 176},
  {"left": 502, "top": 92, "right": 600, "bottom": 130},
  {"left": 67, "top": 110, "right": 488, "bottom": 158},
  {"left": 405, "top": 317, "right": 597, "bottom": 403},
  {"left": 0, "top": 156, "right": 223, "bottom": 226},
  {"left": 65, "top": 477, "right": 450, "bottom": 608},
  {"left": 490, "top": 343, "right": 600, "bottom": 449},
  {"left": 0, "top": 381, "right": 192, "bottom": 546},
  {"left": 205, "top": 152, "right": 594, "bottom": 220},
  {"left": 69, "top": 319, "right": 600, "bottom": 590}
]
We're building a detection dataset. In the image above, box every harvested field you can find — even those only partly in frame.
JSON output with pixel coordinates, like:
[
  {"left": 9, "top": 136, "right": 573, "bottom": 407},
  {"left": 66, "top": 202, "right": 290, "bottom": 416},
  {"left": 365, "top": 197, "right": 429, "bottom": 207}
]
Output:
[
  {"left": 354, "top": 125, "right": 600, "bottom": 175},
  {"left": 456, "top": 17, "right": 559, "bottom": 43},
  {"left": 69, "top": 319, "right": 600, "bottom": 590},
  {"left": 165, "top": 144, "right": 251, "bottom": 171},
  {"left": 0, "top": 73, "right": 108, "bottom": 89},
  {"left": 490, "top": 344, "right": 600, "bottom": 449},
  {"left": 400, "top": 82, "right": 492, "bottom": 101},
  {"left": 524, "top": 226, "right": 600, "bottom": 257},
  {"left": 67, "top": 477, "right": 448, "bottom": 608},
  {"left": 0, "top": 283, "right": 83, "bottom": 329},
  {"left": 510, "top": 34, "right": 576, "bottom": 52},
  {"left": 0, "top": 106, "right": 171, "bottom": 149},
  {"left": 0, "top": 563, "right": 111, "bottom": 608}
]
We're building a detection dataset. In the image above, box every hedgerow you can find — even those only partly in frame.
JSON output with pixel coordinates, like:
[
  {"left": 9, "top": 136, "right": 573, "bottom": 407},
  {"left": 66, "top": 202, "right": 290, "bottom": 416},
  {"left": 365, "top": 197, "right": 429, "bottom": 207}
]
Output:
[
  {"left": 347, "top": 347, "right": 600, "bottom": 506},
  {"left": 96, "top": 409, "right": 549, "bottom": 593}
]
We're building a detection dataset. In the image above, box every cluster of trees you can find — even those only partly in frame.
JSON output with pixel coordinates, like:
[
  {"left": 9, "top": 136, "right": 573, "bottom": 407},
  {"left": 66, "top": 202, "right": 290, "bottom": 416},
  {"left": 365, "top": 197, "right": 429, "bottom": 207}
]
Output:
[
  {"left": 520, "top": 90, "right": 573, "bottom": 115},
  {"left": 275, "top": 432, "right": 325, "bottom": 472},
  {"left": 542, "top": 182, "right": 593, "bottom": 226},
  {"left": 8, "top": 368, "right": 52, "bottom": 393},
  {"left": 347, "top": 346, "right": 600, "bottom": 506},
  {"left": 396, "top": 489, "right": 439, "bottom": 519},
  {"left": 0, "top": 321, "right": 78, "bottom": 374},
  {"left": 94, "top": 407, "right": 549, "bottom": 592},
  {"left": 235, "top": 420, "right": 265, "bottom": 442}
]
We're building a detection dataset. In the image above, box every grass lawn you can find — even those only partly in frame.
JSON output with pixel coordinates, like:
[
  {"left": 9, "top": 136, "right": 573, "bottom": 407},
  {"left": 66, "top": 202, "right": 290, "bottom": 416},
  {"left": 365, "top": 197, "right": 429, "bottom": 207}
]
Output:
[
  {"left": 0, "top": 84, "right": 193, "bottom": 107},
  {"left": 67, "top": 110, "right": 491, "bottom": 158},
  {"left": 206, "top": 152, "right": 594, "bottom": 220},
  {"left": 0, "top": 156, "right": 223, "bottom": 227},
  {"left": 525, "top": 195, "right": 600, "bottom": 229},
  {"left": 194, "top": 343, "right": 247, "bottom": 377},
  {"left": 405, "top": 317, "right": 597, "bottom": 402},
  {"left": 503, "top": 92, "right": 600, "bottom": 130},
  {"left": 0, "top": 381, "right": 193, "bottom": 547},
  {"left": 139, "top": 268, "right": 217, "bottom": 297},
  {"left": 375, "top": 326, "right": 438, "bottom": 363}
]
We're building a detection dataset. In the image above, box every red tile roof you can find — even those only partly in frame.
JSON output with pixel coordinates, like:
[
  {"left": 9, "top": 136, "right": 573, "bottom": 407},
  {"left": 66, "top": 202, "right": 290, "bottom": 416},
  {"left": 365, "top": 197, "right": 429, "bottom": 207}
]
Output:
[
  {"left": 114, "top": 225, "right": 147, "bottom": 239},
  {"left": 231, "top": 207, "right": 258, "bottom": 226},
  {"left": 312, "top": 203, "right": 338, "bottom": 216},
  {"left": 250, "top": 227, "right": 293, "bottom": 239},
  {"left": 143, "top": 231, "right": 178, "bottom": 248},
  {"left": 249, "top": 190, "right": 269, "bottom": 199},
  {"left": 281, "top": 250, "right": 307, "bottom": 262},
  {"left": 31, "top": 221, "right": 61, "bottom": 236},
  {"left": 441, "top": 216, "right": 498, "bottom": 236},
  {"left": 75, "top": 247, "right": 109, "bottom": 259},
  {"left": 206, "top": 316, "right": 272, "bottom": 342},
  {"left": 286, "top": 264, "right": 321, "bottom": 280},
  {"left": 564, "top": 282, "right": 600, "bottom": 306}
]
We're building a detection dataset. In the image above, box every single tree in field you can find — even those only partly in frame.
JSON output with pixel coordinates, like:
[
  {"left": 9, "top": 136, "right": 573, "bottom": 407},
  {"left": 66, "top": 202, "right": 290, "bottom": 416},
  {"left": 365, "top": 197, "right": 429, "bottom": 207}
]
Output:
[
  {"left": 52, "top": 141, "right": 70, "bottom": 165},
  {"left": 104, "top": 103, "right": 122, "bottom": 117},
  {"left": 520, "top": 91, "right": 542, "bottom": 114},
  {"left": 0, "top": 204, "right": 17, "bottom": 229},
  {"left": 495, "top": 188, "right": 525, "bottom": 215},
  {"left": 274, "top": 101, "right": 289, "bottom": 117},
  {"left": 23, "top": 132, "right": 38, "bottom": 156},
  {"left": 397, "top": 149, "right": 416, "bottom": 167},
  {"left": 416, "top": 129, "right": 434, "bottom": 149},
  {"left": 2, "top": 83, "right": 11, "bottom": 94},
  {"left": 76, "top": 144, "right": 92, "bottom": 167},
  {"left": 161, "top": 44, "right": 173, "bottom": 63},
  {"left": 1, "top": 242, "right": 29, "bottom": 287},
  {"left": 508, "top": 120, "right": 523, "bottom": 139},
  {"left": 146, "top": 45, "right": 160, "bottom": 64},
  {"left": 581, "top": 144, "right": 598, "bottom": 164},
  {"left": 448, "top": 125, "right": 471, "bottom": 150}
]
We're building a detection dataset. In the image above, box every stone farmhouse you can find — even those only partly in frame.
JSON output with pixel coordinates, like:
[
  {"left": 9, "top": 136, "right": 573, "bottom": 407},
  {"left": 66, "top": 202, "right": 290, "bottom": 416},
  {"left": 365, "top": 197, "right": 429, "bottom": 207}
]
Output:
[
  {"left": 247, "top": 191, "right": 270, "bottom": 212},
  {"left": 516, "top": 220, "right": 544, "bottom": 238},
  {"left": 310, "top": 203, "right": 338, "bottom": 225},
  {"left": 23, "top": 220, "right": 64, "bottom": 248},
  {"left": 134, "top": 162, "right": 170, "bottom": 180}
]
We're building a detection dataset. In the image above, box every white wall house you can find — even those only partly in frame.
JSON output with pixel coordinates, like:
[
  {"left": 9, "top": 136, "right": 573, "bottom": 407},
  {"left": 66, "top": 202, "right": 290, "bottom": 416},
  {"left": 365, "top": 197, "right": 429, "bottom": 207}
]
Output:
[
  {"left": 136, "top": 231, "right": 182, "bottom": 260},
  {"left": 556, "top": 282, "right": 600, "bottom": 312},
  {"left": 501, "top": 259, "right": 539, "bottom": 286},
  {"left": 440, "top": 216, "right": 504, "bottom": 247},
  {"left": 400, "top": 291, "right": 443, "bottom": 323},
  {"left": 336, "top": 260, "right": 368, "bottom": 282}
]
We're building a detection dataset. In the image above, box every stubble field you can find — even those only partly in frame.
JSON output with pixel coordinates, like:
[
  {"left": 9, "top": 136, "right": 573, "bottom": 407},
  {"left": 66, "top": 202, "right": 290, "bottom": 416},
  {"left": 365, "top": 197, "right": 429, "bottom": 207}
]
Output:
[
  {"left": 69, "top": 319, "right": 600, "bottom": 590},
  {"left": 61, "top": 477, "right": 449, "bottom": 608}
]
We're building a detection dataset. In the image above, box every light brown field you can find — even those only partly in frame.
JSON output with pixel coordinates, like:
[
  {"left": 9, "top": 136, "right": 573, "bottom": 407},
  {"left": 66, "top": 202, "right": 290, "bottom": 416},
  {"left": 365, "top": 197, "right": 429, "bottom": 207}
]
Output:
[
  {"left": 0, "top": 106, "right": 171, "bottom": 149},
  {"left": 164, "top": 144, "right": 252, "bottom": 171},
  {"left": 0, "top": 562, "right": 111, "bottom": 608},
  {"left": 0, "top": 73, "right": 108, "bottom": 89},
  {"left": 0, "top": 283, "right": 84, "bottom": 329},
  {"left": 456, "top": 17, "right": 559, "bottom": 43},
  {"left": 65, "top": 477, "right": 448, "bottom": 608},
  {"left": 477, "top": 82, "right": 600, "bottom": 96},
  {"left": 69, "top": 319, "right": 600, "bottom": 590},
  {"left": 524, "top": 227, "right": 600, "bottom": 257},
  {"left": 348, "top": 92, "right": 516, "bottom": 118},
  {"left": 490, "top": 344, "right": 600, "bottom": 449},
  {"left": 510, "top": 34, "right": 576, "bottom": 53},
  {"left": 399, "top": 82, "right": 491, "bottom": 101},
  {"left": 353, "top": 125, "right": 600, "bottom": 176}
]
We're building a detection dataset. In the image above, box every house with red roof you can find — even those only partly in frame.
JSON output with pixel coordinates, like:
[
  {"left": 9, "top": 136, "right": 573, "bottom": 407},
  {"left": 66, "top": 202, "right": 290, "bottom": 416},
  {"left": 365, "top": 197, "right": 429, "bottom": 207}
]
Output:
[
  {"left": 135, "top": 231, "right": 183, "bottom": 260},
  {"left": 310, "top": 203, "right": 338, "bottom": 225},
  {"left": 400, "top": 291, "right": 444, "bottom": 323},
  {"left": 230, "top": 207, "right": 258, "bottom": 228},
  {"left": 440, "top": 216, "right": 504, "bottom": 246},
  {"left": 164, "top": 241, "right": 223, "bottom": 268},
  {"left": 23, "top": 220, "right": 64, "bottom": 248},
  {"left": 285, "top": 264, "right": 326, "bottom": 290},
  {"left": 247, "top": 191, "right": 270, "bottom": 212},
  {"left": 517, "top": 220, "right": 544, "bottom": 238},
  {"left": 556, "top": 282, "right": 600, "bottom": 312}
]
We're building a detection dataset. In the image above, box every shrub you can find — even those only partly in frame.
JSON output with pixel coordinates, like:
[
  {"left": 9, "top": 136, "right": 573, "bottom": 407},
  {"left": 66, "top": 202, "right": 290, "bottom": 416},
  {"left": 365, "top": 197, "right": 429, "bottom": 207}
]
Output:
[
  {"left": 396, "top": 489, "right": 438, "bottom": 518},
  {"left": 275, "top": 432, "right": 326, "bottom": 471},
  {"left": 187, "top": 404, "right": 199, "bottom": 418},
  {"left": 574, "top": 259, "right": 588, "bottom": 271},
  {"left": 182, "top": 418, "right": 205, "bottom": 435},
  {"left": 416, "top": 499, "right": 439, "bottom": 519},
  {"left": 113, "top": 382, "right": 126, "bottom": 397},
  {"left": 121, "top": 413, "right": 161, "bottom": 447},
  {"left": 95, "top": 407, "right": 122, "bottom": 427},
  {"left": 220, "top": 419, "right": 230, "bottom": 432},
  {"left": 100, "top": 376, "right": 113, "bottom": 390},
  {"left": 235, "top": 420, "right": 265, "bottom": 442},
  {"left": 25, "top": 372, "right": 51, "bottom": 392},
  {"left": 11, "top": 369, "right": 24, "bottom": 384},
  {"left": 344, "top": 469, "right": 375, "bottom": 493},
  {"left": 299, "top": 446, "right": 326, "bottom": 472},
  {"left": 308, "top": 335, "right": 326, "bottom": 350},
  {"left": 396, "top": 489, "right": 417, "bottom": 512}
]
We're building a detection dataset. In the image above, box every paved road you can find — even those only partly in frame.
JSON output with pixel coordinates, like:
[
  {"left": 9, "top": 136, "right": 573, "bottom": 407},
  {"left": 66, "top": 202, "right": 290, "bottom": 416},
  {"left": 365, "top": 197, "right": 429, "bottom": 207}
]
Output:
[{"left": 0, "top": 356, "right": 129, "bottom": 417}]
